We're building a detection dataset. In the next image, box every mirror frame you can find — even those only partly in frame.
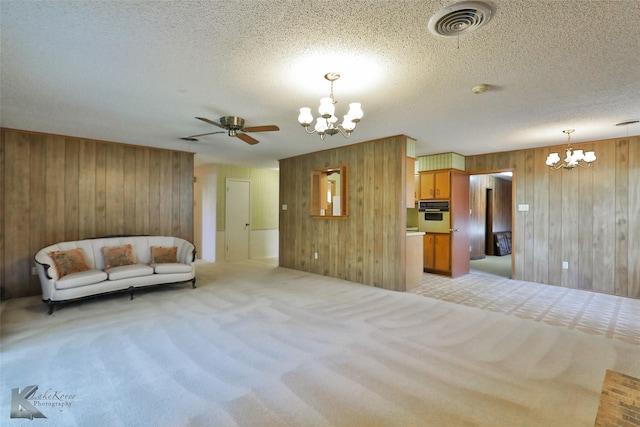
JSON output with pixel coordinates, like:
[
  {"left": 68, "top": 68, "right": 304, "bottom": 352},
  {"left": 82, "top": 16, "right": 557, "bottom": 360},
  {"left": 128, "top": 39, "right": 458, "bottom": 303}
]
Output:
[{"left": 310, "top": 165, "right": 348, "bottom": 219}]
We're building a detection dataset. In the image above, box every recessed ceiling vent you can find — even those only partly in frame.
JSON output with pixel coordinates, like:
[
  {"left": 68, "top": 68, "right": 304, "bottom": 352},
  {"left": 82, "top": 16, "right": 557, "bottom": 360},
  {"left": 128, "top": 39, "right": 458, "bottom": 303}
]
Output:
[{"left": 428, "top": 1, "right": 493, "bottom": 37}]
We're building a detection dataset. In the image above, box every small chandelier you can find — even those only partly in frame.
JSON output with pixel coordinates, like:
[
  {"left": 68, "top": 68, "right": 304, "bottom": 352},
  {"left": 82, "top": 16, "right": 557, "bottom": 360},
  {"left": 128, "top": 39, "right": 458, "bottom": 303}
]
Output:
[
  {"left": 546, "top": 129, "right": 596, "bottom": 170},
  {"left": 297, "top": 72, "right": 363, "bottom": 140}
]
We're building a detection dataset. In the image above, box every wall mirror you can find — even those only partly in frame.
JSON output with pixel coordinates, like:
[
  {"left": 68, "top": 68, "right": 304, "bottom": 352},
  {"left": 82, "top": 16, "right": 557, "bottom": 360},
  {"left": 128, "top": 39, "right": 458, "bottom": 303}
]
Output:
[{"left": 310, "top": 165, "right": 348, "bottom": 218}]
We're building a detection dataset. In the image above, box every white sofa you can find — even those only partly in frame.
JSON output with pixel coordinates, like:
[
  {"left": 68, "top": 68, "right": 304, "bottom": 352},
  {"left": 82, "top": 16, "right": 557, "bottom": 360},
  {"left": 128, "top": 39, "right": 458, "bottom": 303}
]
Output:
[{"left": 34, "top": 236, "right": 196, "bottom": 314}]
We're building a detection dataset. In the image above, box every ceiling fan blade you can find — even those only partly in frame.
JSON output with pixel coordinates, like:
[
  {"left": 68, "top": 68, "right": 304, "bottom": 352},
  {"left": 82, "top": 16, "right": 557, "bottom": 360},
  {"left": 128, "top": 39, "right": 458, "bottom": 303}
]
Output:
[
  {"left": 243, "top": 125, "right": 280, "bottom": 133},
  {"left": 186, "top": 131, "right": 226, "bottom": 138},
  {"left": 237, "top": 133, "right": 260, "bottom": 145},
  {"left": 195, "top": 117, "right": 224, "bottom": 128}
]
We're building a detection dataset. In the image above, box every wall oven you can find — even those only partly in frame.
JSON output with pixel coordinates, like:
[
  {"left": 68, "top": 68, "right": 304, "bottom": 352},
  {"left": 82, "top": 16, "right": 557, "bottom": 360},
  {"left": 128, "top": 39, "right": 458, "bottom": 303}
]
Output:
[{"left": 418, "top": 200, "right": 451, "bottom": 233}]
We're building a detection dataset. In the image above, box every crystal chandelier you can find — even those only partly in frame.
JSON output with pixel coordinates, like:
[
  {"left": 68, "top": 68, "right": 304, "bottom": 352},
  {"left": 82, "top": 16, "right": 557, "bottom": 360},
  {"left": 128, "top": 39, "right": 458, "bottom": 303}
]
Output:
[
  {"left": 546, "top": 129, "right": 596, "bottom": 170},
  {"left": 297, "top": 72, "right": 363, "bottom": 140}
]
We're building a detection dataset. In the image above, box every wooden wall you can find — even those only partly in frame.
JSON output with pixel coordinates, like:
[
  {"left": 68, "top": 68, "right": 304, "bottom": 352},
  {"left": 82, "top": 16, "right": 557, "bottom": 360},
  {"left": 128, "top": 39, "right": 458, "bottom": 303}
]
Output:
[
  {"left": 469, "top": 174, "right": 512, "bottom": 258},
  {"left": 0, "top": 128, "right": 194, "bottom": 299},
  {"left": 279, "top": 135, "right": 408, "bottom": 291},
  {"left": 466, "top": 136, "right": 639, "bottom": 299}
]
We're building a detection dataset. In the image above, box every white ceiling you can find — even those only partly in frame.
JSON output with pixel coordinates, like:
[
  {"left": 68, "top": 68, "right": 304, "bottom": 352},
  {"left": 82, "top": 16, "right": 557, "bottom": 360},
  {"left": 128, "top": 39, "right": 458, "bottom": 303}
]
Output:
[{"left": 2, "top": 0, "right": 639, "bottom": 169}]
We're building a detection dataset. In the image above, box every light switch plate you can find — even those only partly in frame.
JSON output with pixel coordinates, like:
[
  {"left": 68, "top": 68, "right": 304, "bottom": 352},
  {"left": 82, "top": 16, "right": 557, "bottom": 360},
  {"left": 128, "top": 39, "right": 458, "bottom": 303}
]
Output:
[{"left": 518, "top": 204, "right": 529, "bottom": 212}]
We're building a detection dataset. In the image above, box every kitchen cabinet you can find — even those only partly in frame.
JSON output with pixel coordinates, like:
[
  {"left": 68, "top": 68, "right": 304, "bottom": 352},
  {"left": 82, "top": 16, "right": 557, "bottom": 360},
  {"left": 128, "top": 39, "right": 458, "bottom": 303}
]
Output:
[
  {"left": 423, "top": 232, "right": 450, "bottom": 273},
  {"left": 416, "top": 168, "right": 469, "bottom": 277},
  {"left": 406, "top": 157, "right": 416, "bottom": 207},
  {"left": 418, "top": 170, "right": 450, "bottom": 200}
]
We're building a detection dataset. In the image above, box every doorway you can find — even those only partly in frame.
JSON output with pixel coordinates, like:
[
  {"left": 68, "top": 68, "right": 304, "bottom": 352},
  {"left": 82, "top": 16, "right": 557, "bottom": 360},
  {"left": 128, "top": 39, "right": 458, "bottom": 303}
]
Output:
[
  {"left": 469, "top": 172, "right": 513, "bottom": 278},
  {"left": 225, "top": 179, "right": 250, "bottom": 262},
  {"left": 485, "top": 188, "right": 494, "bottom": 255}
]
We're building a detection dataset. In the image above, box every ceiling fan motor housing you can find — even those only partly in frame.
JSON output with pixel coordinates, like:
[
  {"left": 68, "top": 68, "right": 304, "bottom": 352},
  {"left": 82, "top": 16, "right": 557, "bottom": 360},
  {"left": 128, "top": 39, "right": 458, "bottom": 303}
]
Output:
[{"left": 220, "top": 116, "right": 245, "bottom": 130}]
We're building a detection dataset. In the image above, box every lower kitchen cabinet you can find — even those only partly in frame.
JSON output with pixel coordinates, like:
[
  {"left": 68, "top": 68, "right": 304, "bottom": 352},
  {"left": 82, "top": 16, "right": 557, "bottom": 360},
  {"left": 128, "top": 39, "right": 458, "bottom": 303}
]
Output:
[{"left": 424, "top": 232, "right": 451, "bottom": 273}]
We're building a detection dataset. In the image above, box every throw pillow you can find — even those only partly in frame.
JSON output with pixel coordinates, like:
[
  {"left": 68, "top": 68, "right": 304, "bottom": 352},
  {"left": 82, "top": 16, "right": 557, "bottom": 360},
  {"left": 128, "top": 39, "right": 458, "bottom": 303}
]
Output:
[
  {"left": 102, "top": 244, "right": 136, "bottom": 270},
  {"left": 150, "top": 246, "right": 178, "bottom": 264},
  {"left": 49, "top": 248, "right": 91, "bottom": 278}
]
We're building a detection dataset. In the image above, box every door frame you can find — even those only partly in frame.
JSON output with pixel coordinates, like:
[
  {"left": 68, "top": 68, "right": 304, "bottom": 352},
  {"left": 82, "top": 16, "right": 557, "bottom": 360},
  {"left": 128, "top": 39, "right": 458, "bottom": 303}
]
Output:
[
  {"left": 225, "top": 178, "right": 251, "bottom": 262},
  {"left": 469, "top": 170, "right": 515, "bottom": 279}
]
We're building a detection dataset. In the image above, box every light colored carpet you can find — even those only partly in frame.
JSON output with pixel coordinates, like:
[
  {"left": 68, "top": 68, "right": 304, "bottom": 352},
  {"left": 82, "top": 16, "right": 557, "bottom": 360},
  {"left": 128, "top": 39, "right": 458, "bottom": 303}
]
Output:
[
  {"left": 469, "top": 255, "right": 512, "bottom": 278},
  {"left": 1, "top": 261, "right": 640, "bottom": 426},
  {"left": 411, "top": 272, "right": 640, "bottom": 346}
]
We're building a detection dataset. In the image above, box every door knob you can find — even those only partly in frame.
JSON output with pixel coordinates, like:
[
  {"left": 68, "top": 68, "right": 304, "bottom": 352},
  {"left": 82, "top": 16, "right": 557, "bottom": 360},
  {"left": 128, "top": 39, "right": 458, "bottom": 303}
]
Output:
[{"left": 450, "top": 228, "right": 458, "bottom": 232}]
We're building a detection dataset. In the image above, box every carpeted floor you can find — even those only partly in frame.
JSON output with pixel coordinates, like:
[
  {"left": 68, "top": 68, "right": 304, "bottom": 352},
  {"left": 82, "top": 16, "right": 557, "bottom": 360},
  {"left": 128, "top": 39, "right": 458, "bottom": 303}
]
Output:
[
  {"left": 411, "top": 271, "right": 640, "bottom": 345},
  {"left": 1, "top": 261, "right": 639, "bottom": 426},
  {"left": 469, "top": 255, "right": 512, "bottom": 278}
]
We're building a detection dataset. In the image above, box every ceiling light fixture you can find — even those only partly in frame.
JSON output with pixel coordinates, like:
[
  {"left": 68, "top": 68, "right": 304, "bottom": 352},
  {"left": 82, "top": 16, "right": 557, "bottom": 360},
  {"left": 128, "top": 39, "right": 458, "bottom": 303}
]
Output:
[
  {"left": 297, "top": 73, "right": 363, "bottom": 140},
  {"left": 546, "top": 129, "right": 596, "bottom": 170},
  {"left": 472, "top": 83, "right": 489, "bottom": 94}
]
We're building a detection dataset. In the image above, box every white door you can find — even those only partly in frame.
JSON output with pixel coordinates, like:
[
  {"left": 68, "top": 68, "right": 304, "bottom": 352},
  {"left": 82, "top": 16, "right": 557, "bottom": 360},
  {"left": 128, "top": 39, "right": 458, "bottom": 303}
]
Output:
[{"left": 225, "top": 179, "right": 250, "bottom": 261}]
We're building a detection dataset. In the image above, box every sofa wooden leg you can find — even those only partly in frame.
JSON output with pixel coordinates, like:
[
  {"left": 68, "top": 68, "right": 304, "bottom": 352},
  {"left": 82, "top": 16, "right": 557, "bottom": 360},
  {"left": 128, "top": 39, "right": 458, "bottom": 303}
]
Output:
[
  {"left": 191, "top": 278, "right": 197, "bottom": 289},
  {"left": 47, "top": 300, "right": 55, "bottom": 315},
  {"left": 128, "top": 286, "right": 135, "bottom": 300}
]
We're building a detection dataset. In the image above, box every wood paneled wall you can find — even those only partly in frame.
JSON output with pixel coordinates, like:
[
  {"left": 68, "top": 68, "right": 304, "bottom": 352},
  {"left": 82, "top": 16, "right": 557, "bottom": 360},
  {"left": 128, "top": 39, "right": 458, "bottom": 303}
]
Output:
[
  {"left": 466, "top": 136, "right": 639, "bottom": 299},
  {"left": 0, "top": 128, "right": 194, "bottom": 299},
  {"left": 279, "top": 135, "right": 408, "bottom": 291},
  {"left": 469, "top": 174, "right": 512, "bottom": 258}
]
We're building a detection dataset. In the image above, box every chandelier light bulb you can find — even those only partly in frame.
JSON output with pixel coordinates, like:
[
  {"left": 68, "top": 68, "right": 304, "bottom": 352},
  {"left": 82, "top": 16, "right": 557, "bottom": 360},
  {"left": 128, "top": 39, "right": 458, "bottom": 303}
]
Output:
[
  {"left": 298, "top": 107, "right": 313, "bottom": 126},
  {"left": 546, "top": 152, "right": 560, "bottom": 166},
  {"left": 314, "top": 118, "right": 328, "bottom": 133},
  {"left": 318, "top": 97, "right": 335, "bottom": 118},
  {"left": 584, "top": 151, "right": 596, "bottom": 162},
  {"left": 347, "top": 103, "right": 363, "bottom": 122},
  {"left": 342, "top": 116, "right": 356, "bottom": 131}
]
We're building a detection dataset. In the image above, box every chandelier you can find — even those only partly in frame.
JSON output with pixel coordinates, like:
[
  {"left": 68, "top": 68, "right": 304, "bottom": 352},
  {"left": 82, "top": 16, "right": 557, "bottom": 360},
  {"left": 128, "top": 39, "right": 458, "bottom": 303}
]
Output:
[
  {"left": 545, "top": 129, "right": 596, "bottom": 170},
  {"left": 297, "top": 72, "right": 363, "bottom": 140}
]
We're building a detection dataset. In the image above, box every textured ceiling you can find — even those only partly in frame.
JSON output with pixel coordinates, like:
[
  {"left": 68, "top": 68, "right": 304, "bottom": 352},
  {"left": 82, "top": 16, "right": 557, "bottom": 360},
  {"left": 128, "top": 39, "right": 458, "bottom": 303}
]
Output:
[{"left": 1, "top": 0, "right": 639, "bottom": 169}]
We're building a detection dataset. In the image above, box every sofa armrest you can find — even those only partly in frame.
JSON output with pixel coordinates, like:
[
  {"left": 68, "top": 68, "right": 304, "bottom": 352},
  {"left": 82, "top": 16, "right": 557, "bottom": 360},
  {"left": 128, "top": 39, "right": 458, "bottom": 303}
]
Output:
[
  {"left": 34, "top": 251, "right": 59, "bottom": 281},
  {"left": 33, "top": 256, "right": 57, "bottom": 301},
  {"left": 175, "top": 239, "right": 197, "bottom": 264}
]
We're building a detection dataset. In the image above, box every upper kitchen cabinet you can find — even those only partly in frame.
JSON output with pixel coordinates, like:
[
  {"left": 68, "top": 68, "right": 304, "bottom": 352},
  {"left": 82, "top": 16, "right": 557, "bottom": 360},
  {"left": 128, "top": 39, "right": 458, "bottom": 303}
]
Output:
[
  {"left": 406, "top": 157, "right": 416, "bottom": 207},
  {"left": 405, "top": 137, "right": 417, "bottom": 207},
  {"left": 418, "top": 170, "right": 450, "bottom": 200}
]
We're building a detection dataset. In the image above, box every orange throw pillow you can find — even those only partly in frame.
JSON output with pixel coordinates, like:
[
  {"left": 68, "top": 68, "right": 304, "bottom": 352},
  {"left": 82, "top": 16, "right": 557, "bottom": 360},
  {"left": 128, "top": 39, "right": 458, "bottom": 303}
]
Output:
[
  {"left": 49, "top": 248, "right": 90, "bottom": 278},
  {"left": 150, "top": 246, "right": 178, "bottom": 264},
  {"left": 102, "top": 244, "right": 136, "bottom": 270}
]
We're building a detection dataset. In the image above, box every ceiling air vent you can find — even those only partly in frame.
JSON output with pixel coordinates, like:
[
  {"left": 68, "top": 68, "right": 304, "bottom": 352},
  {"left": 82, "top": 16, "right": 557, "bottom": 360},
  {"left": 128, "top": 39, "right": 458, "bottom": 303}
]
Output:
[{"left": 428, "top": 1, "right": 493, "bottom": 37}]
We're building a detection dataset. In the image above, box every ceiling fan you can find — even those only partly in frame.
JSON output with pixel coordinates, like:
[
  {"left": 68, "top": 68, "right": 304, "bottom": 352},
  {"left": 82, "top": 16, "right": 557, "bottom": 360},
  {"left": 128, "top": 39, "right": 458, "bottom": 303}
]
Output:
[{"left": 180, "top": 116, "right": 279, "bottom": 145}]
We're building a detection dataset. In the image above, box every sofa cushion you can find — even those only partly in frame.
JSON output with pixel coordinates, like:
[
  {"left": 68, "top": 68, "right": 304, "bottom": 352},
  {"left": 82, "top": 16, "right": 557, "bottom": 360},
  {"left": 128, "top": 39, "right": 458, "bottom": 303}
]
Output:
[
  {"left": 150, "top": 246, "right": 177, "bottom": 264},
  {"left": 49, "top": 248, "right": 91, "bottom": 278},
  {"left": 107, "top": 264, "right": 154, "bottom": 281},
  {"left": 102, "top": 244, "right": 136, "bottom": 270},
  {"left": 152, "top": 263, "right": 193, "bottom": 274},
  {"left": 56, "top": 269, "right": 109, "bottom": 290}
]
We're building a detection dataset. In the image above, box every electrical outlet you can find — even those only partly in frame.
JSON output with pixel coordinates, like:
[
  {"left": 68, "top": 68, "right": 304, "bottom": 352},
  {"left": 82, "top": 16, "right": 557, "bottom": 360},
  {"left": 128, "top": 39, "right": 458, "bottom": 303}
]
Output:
[
  {"left": 562, "top": 261, "right": 569, "bottom": 270},
  {"left": 314, "top": 252, "right": 318, "bottom": 260},
  {"left": 31, "top": 267, "right": 38, "bottom": 275}
]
